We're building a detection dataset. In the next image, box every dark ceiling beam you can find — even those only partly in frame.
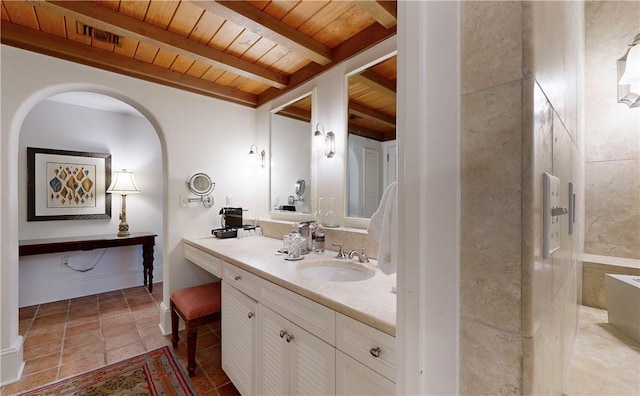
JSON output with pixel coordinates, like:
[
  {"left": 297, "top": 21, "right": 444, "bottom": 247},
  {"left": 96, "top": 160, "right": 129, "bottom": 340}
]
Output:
[
  {"left": 276, "top": 107, "right": 312, "bottom": 123},
  {"left": 349, "top": 101, "right": 396, "bottom": 128},
  {"left": 347, "top": 125, "right": 387, "bottom": 142},
  {"left": 350, "top": 69, "right": 396, "bottom": 96},
  {"left": 258, "top": 23, "right": 397, "bottom": 106},
  {"left": 29, "top": 0, "right": 288, "bottom": 88},
  {"left": 191, "top": 0, "right": 332, "bottom": 65},
  {"left": 0, "top": 21, "right": 258, "bottom": 106},
  {"left": 355, "top": 1, "right": 397, "bottom": 29}
]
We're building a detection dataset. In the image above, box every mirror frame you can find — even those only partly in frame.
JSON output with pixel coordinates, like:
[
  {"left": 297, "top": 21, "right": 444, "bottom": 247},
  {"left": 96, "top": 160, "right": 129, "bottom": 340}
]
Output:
[
  {"left": 188, "top": 173, "right": 214, "bottom": 196},
  {"left": 268, "top": 88, "right": 317, "bottom": 222},
  {"left": 342, "top": 51, "right": 397, "bottom": 229}
]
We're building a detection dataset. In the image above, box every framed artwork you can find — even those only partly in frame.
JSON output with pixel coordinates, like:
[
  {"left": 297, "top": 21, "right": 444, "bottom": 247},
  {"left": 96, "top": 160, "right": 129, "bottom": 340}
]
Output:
[{"left": 27, "top": 147, "right": 112, "bottom": 221}]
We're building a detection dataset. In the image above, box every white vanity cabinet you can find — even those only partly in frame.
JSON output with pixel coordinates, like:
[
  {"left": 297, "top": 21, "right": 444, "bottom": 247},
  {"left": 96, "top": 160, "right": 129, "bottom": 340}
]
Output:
[
  {"left": 183, "top": 239, "right": 396, "bottom": 396},
  {"left": 221, "top": 281, "right": 257, "bottom": 396},
  {"left": 335, "top": 313, "right": 396, "bottom": 395},
  {"left": 257, "top": 304, "right": 335, "bottom": 395}
]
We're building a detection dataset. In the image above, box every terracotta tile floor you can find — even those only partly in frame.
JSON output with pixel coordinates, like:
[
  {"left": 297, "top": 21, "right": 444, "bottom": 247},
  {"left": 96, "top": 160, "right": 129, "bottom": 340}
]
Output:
[{"left": 1, "top": 283, "right": 239, "bottom": 396}]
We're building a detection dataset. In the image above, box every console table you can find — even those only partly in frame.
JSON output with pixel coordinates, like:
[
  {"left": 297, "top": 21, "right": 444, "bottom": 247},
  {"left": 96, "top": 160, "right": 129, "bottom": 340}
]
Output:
[{"left": 19, "top": 232, "right": 157, "bottom": 292}]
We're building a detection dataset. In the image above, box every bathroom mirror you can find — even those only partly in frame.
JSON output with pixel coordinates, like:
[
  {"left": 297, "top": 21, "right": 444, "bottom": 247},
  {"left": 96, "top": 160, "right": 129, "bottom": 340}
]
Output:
[
  {"left": 270, "top": 92, "right": 313, "bottom": 214},
  {"left": 346, "top": 54, "right": 397, "bottom": 221}
]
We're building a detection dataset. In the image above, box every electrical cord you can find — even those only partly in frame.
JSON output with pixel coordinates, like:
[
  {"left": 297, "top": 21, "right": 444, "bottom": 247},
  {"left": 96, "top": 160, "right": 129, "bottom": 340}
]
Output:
[{"left": 63, "top": 248, "right": 108, "bottom": 273}]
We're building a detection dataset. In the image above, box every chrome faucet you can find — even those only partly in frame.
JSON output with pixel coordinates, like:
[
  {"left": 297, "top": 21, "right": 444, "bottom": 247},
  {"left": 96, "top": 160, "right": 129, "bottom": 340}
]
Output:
[
  {"left": 332, "top": 243, "right": 348, "bottom": 259},
  {"left": 348, "top": 248, "right": 369, "bottom": 263}
]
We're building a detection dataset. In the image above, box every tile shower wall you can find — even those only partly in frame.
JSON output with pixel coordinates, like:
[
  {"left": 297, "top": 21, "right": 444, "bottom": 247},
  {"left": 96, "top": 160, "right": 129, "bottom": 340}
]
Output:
[
  {"left": 460, "top": 1, "right": 585, "bottom": 394},
  {"left": 584, "top": 2, "right": 640, "bottom": 260}
]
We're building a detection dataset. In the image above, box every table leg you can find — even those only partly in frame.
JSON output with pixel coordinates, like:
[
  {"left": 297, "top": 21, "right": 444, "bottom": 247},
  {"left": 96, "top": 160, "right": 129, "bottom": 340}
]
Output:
[{"left": 142, "top": 241, "right": 155, "bottom": 293}]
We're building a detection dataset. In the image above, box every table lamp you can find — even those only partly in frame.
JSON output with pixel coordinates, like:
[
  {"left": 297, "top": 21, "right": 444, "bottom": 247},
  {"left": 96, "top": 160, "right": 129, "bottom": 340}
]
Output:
[{"left": 107, "top": 169, "right": 141, "bottom": 237}]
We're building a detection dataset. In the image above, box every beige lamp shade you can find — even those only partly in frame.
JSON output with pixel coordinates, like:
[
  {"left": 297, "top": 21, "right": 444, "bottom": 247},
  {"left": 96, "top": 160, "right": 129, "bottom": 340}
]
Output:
[{"left": 107, "top": 169, "right": 141, "bottom": 194}]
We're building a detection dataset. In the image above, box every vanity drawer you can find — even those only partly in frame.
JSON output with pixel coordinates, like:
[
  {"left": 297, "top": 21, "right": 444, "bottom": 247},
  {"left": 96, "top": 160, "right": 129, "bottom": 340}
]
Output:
[
  {"left": 336, "top": 313, "right": 396, "bottom": 382},
  {"left": 184, "top": 243, "right": 222, "bottom": 278},
  {"left": 259, "top": 279, "right": 335, "bottom": 345},
  {"left": 223, "top": 262, "right": 260, "bottom": 300}
]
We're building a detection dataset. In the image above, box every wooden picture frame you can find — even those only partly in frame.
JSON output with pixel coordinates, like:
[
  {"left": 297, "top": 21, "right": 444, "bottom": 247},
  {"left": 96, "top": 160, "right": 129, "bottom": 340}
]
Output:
[{"left": 27, "top": 147, "right": 112, "bottom": 221}]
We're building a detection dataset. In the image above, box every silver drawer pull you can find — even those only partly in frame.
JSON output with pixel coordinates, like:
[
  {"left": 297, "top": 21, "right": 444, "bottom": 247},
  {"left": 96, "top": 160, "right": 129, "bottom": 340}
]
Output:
[
  {"left": 286, "top": 334, "right": 294, "bottom": 343},
  {"left": 279, "top": 330, "right": 287, "bottom": 338},
  {"left": 370, "top": 347, "right": 381, "bottom": 358},
  {"left": 248, "top": 312, "right": 254, "bottom": 319},
  {"left": 234, "top": 275, "right": 241, "bottom": 281}
]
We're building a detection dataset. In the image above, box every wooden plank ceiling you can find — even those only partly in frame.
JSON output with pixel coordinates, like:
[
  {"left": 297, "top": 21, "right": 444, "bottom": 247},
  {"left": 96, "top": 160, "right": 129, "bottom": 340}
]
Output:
[
  {"left": 1, "top": 0, "right": 397, "bottom": 109},
  {"left": 275, "top": 54, "right": 396, "bottom": 142}
]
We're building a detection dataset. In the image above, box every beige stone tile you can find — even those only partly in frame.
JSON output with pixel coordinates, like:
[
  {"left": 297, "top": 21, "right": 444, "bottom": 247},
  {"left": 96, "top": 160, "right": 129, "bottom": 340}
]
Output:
[
  {"left": 529, "top": 1, "right": 569, "bottom": 123},
  {"left": 461, "top": 1, "right": 523, "bottom": 95},
  {"left": 459, "top": 318, "right": 522, "bottom": 395},
  {"left": 582, "top": 261, "right": 640, "bottom": 309},
  {"left": 585, "top": 1, "right": 640, "bottom": 163},
  {"left": 564, "top": 306, "right": 640, "bottom": 395},
  {"left": 552, "top": 114, "right": 573, "bottom": 298},
  {"left": 460, "top": 80, "right": 522, "bottom": 333},
  {"left": 522, "top": 80, "right": 554, "bottom": 337},
  {"left": 523, "top": 291, "right": 564, "bottom": 396},
  {"left": 585, "top": 160, "right": 640, "bottom": 258}
]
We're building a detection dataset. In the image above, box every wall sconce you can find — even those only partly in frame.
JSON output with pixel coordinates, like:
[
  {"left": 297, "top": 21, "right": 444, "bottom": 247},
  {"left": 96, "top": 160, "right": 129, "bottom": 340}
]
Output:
[
  {"left": 107, "top": 169, "right": 141, "bottom": 237},
  {"left": 249, "top": 144, "right": 265, "bottom": 168},
  {"left": 617, "top": 33, "right": 640, "bottom": 108},
  {"left": 313, "top": 123, "right": 335, "bottom": 158},
  {"left": 325, "top": 131, "right": 336, "bottom": 158},
  {"left": 313, "top": 123, "right": 326, "bottom": 139}
]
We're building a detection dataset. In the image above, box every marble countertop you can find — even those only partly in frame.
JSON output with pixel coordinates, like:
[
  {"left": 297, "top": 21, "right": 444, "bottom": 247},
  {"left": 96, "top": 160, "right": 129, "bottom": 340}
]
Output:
[{"left": 183, "top": 235, "right": 397, "bottom": 336}]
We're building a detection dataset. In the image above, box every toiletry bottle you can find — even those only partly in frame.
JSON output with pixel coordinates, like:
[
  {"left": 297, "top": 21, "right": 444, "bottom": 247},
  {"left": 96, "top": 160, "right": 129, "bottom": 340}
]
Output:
[{"left": 314, "top": 223, "right": 325, "bottom": 252}]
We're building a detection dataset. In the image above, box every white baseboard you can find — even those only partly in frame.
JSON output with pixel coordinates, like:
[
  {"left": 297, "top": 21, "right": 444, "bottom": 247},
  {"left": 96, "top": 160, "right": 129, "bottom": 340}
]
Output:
[
  {"left": 159, "top": 301, "right": 172, "bottom": 336},
  {"left": 0, "top": 336, "right": 24, "bottom": 386}
]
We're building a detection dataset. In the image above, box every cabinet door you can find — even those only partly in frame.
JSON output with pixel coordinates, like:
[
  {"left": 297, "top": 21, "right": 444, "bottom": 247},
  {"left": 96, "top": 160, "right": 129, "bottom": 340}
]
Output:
[
  {"left": 288, "top": 319, "right": 335, "bottom": 396},
  {"left": 336, "top": 350, "right": 395, "bottom": 395},
  {"left": 257, "top": 304, "right": 289, "bottom": 395},
  {"left": 221, "top": 281, "right": 257, "bottom": 396}
]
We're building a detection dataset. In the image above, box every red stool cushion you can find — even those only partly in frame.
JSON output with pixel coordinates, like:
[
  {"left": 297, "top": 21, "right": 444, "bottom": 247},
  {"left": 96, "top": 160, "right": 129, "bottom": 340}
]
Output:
[{"left": 171, "top": 282, "right": 221, "bottom": 320}]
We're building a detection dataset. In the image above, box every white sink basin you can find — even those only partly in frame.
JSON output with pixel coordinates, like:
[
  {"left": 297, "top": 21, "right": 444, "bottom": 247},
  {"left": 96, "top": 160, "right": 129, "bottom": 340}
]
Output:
[{"left": 297, "top": 260, "right": 375, "bottom": 282}]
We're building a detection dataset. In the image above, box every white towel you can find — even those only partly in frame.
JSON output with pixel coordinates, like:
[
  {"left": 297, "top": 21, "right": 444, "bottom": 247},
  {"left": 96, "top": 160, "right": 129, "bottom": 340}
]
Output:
[{"left": 367, "top": 181, "right": 397, "bottom": 274}]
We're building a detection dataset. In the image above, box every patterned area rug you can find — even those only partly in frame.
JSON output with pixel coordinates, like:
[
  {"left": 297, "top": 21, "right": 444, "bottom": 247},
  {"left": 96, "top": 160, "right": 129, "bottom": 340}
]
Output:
[{"left": 19, "top": 346, "right": 195, "bottom": 395}]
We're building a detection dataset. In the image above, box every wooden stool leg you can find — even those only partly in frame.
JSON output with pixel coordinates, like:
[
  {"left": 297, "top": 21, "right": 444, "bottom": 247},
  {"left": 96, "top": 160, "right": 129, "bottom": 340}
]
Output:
[
  {"left": 171, "top": 301, "right": 179, "bottom": 348},
  {"left": 186, "top": 329, "right": 198, "bottom": 377}
]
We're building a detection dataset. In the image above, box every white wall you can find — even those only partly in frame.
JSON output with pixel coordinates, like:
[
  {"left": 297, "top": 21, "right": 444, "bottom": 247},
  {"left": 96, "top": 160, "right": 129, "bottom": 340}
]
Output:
[
  {"left": 255, "top": 36, "right": 398, "bottom": 226},
  {"left": 18, "top": 99, "right": 163, "bottom": 306},
  {"left": 270, "top": 114, "right": 311, "bottom": 212},
  {"left": 347, "top": 134, "right": 383, "bottom": 217},
  {"left": 1, "top": 44, "right": 258, "bottom": 384}
]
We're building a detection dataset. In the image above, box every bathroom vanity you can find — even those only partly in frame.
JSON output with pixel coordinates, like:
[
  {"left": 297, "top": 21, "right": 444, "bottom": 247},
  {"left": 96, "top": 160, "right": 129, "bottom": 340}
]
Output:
[{"left": 182, "top": 235, "right": 397, "bottom": 395}]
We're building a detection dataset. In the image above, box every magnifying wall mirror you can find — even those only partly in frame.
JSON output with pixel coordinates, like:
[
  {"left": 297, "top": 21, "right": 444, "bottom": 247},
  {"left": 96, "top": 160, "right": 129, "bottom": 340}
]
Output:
[
  {"left": 270, "top": 93, "right": 313, "bottom": 214},
  {"left": 346, "top": 54, "right": 397, "bottom": 219},
  {"left": 187, "top": 173, "right": 215, "bottom": 208}
]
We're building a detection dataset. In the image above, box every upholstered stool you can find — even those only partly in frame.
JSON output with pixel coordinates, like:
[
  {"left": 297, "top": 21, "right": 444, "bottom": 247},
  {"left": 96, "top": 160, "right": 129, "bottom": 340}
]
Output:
[{"left": 170, "top": 282, "right": 222, "bottom": 376}]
